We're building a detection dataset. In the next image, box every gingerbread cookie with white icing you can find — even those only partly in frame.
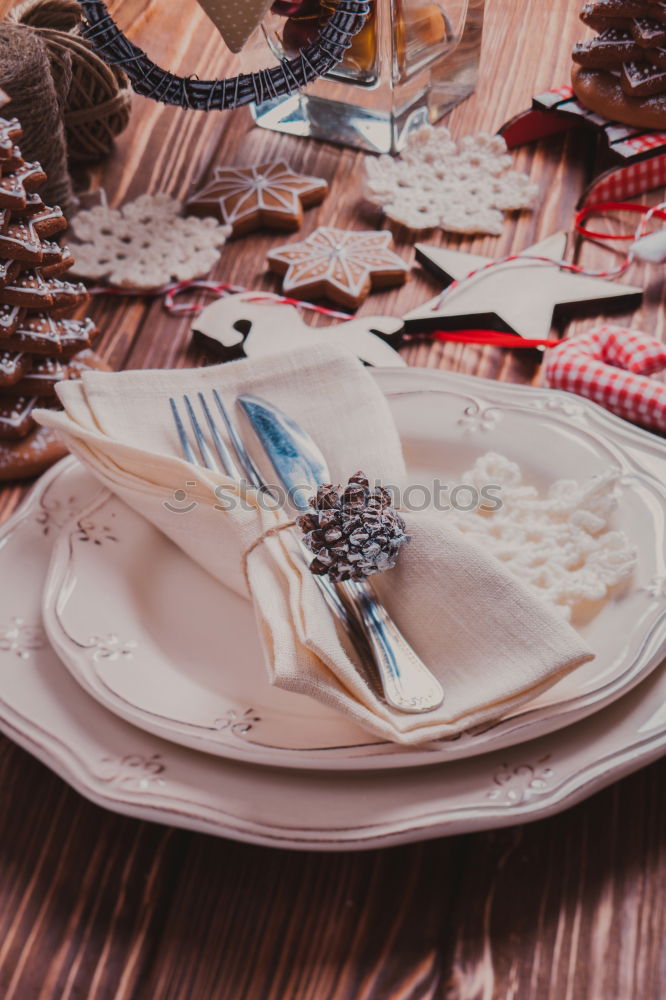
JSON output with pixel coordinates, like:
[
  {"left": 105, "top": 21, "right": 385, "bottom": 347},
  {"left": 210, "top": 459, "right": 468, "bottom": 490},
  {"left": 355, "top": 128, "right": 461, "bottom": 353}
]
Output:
[
  {"left": 0, "top": 426, "right": 68, "bottom": 482},
  {"left": 267, "top": 226, "right": 409, "bottom": 310},
  {"left": 187, "top": 161, "right": 328, "bottom": 236},
  {"left": 573, "top": 0, "right": 666, "bottom": 127}
]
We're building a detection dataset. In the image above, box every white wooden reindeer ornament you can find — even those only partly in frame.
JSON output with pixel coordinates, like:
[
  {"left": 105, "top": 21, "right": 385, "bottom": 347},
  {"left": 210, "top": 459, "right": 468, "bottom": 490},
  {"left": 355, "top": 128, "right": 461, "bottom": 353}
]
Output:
[{"left": 192, "top": 293, "right": 407, "bottom": 367}]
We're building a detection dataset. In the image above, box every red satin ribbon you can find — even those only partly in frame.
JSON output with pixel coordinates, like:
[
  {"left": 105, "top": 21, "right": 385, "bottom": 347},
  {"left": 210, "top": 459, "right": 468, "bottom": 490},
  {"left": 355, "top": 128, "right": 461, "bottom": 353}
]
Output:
[
  {"left": 427, "top": 330, "right": 559, "bottom": 349},
  {"left": 575, "top": 201, "right": 666, "bottom": 241}
]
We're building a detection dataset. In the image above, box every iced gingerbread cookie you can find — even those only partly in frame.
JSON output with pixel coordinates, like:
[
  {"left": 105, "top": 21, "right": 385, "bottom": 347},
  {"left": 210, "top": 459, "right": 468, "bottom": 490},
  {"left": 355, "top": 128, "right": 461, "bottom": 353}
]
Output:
[
  {"left": 0, "top": 394, "right": 38, "bottom": 441},
  {"left": 6, "top": 349, "right": 109, "bottom": 400},
  {"left": 187, "top": 161, "right": 328, "bottom": 236},
  {"left": 0, "top": 314, "right": 97, "bottom": 357},
  {"left": 0, "top": 156, "right": 46, "bottom": 211},
  {"left": 573, "top": 0, "right": 666, "bottom": 127},
  {"left": 0, "top": 204, "right": 66, "bottom": 263},
  {"left": 0, "top": 349, "right": 29, "bottom": 388},
  {"left": 0, "top": 425, "right": 67, "bottom": 481},
  {"left": 267, "top": 226, "right": 409, "bottom": 309},
  {"left": 572, "top": 65, "right": 666, "bottom": 128},
  {"left": 0, "top": 271, "right": 88, "bottom": 311},
  {"left": 0, "top": 118, "right": 21, "bottom": 160}
]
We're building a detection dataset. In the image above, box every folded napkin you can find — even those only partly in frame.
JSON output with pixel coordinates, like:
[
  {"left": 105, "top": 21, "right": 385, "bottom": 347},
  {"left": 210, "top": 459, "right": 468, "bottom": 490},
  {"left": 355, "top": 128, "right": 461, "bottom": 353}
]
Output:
[{"left": 36, "top": 347, "right": 593, "bottom": 745}]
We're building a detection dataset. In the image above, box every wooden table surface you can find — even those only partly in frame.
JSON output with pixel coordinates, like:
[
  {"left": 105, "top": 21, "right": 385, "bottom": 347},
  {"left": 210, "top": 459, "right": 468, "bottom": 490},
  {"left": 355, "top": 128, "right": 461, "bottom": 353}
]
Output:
[{"left": 1, "top": 1, "right": 665, "bottom": 997}]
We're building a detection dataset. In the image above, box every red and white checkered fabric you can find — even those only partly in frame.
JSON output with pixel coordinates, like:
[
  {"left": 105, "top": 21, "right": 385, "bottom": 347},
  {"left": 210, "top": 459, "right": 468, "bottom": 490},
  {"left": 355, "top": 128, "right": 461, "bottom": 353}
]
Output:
[
  {"left": 544, "top": 325, "right": 666, "bottom": 432},
  {"left": 590, "top": 154, "right": 666, "bottom": 203}
]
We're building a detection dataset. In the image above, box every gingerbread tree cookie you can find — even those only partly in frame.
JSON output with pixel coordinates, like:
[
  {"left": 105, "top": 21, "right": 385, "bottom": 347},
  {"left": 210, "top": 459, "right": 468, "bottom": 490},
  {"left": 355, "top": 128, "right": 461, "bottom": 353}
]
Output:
[
  {"left": 572, "top": 1, "right": 666, "bottom": 128},
  {"left": 267, "top": 226, "right": 409, "bottom": 309},
  {"left": 0, "top": 107, "right": 106, "bottom": 481}
]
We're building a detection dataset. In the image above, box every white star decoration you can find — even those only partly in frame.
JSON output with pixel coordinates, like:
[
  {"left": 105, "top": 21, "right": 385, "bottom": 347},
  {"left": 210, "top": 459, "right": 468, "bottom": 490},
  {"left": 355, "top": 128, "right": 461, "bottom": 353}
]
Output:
[
  {"left": 187, "top": 161, "right": 328, "bottom": 236},
  {"left": 267, "top": 226, "right": 409, "bottom": 309},
  {"left": 403, "top": 234, "right": 643, "bottom": 343}
]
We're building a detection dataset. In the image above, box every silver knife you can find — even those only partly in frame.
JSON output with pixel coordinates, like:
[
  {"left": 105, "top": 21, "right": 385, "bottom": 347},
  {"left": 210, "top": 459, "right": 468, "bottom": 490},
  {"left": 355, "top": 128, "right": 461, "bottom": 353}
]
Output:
[{"left": 237, "top": 394, "right": 445, "bottom": 714}]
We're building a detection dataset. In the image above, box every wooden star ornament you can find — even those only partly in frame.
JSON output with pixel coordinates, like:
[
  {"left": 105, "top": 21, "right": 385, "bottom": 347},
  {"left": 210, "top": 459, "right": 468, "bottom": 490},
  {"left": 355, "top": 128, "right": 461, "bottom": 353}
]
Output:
[
  {"left": 403, "top": 233, "right": 643, "bottom": 343},
  {"left": 267, "top": 226, "right": 409, "bottom": 310},
  {"left": 187, "top": 161, "right": 328, "bottom": 236}
]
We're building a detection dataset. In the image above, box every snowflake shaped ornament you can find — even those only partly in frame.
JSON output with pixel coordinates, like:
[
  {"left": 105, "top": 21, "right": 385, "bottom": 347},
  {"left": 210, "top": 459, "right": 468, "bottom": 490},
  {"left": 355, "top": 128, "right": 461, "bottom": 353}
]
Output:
[
  {"left": 448, "top": 453, "right": 637, "bottom": 620},
  {"left": 186, "top": 161, "right": 328, "bottom": 236},
  {"left": 364, "top": 126, "right": 539, "bottom": 236},
  {"left": 267, "top": 226, "right": 408, "bottom": 309},
  {"left": 69, "top": 194, "right": 232, "bottom": 291}
]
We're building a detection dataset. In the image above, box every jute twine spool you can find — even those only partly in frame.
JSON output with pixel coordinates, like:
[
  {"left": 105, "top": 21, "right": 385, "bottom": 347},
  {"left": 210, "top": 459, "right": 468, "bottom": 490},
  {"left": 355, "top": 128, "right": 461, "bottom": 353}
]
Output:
[
  {"left": 9, "top": 0, "right": 132, "bottom": 163},
  {"left": 0, "top": 22, "right": 75, "bottom": 214}
]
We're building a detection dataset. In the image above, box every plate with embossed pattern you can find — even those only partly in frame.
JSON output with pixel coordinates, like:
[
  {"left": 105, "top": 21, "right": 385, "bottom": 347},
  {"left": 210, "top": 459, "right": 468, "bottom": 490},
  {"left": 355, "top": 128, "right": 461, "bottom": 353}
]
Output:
[
  {"left": 39, "top": 368, "right": 666, "bottom": 770},
  {"left": 0, "top": 455, "right": 665, "bottom": 848}
]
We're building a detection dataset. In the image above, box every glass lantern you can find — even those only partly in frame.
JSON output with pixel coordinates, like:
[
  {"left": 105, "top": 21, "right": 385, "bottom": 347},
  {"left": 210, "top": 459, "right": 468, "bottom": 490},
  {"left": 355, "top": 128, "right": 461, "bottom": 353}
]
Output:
[{"left": 248, "top": 0, "right": 485, "bottom": 154}]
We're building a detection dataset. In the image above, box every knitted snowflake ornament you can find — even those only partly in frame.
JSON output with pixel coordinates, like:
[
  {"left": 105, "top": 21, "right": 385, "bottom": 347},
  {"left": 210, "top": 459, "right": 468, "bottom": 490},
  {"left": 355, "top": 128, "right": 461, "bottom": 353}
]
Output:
[
  {"left": 69, "top": 193, "right": 232, "bottom": 290},
  {"left": 448, "top": 453, "right": 637, "bottom": 620},
  {"left": 364, "top": 126, "right": 539, "bottom": 236}
]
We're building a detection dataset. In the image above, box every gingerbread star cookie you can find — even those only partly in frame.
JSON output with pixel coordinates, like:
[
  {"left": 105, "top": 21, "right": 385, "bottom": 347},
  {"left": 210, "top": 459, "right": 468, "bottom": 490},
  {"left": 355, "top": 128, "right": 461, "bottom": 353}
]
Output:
[
  {"left": 187, "top": 161, "right": 329, "bottom": 236},
  {"left": 0, "top": 270, "right": 88, "bottom": 311},
  {"left": 5, "top": 348, "right": 110, "bottom": 400},
  {"left": 0, "top": 118, "right": 22, "bottom": 160},
  {"left": 0, "top": 159, "right": 46, "bottom": 211},
  {"left": 0, "top": 303, "right": 23, "bottom": 338},
  {"left": 0, "top": 425, "right": 68, "bottom": 482},
  {"left": 0, "top": 394, "right": 38, "bottom": 441},
  {"left": 0, "top": 314, "right": 97, "bottom": 357},
  {"left": 267, "top": 226, "right": 409, "bottom": 309},
  {"left": 0, "top": 204, "right": 67, "bottom": 263},
  {"left": 0, "top": 349, "right": 29, "bottom": 388}
]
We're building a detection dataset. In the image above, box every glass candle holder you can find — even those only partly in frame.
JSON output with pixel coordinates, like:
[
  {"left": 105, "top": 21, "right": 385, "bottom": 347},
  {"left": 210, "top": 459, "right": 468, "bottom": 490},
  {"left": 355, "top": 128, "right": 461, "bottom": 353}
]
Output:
[{"left": 249, "top": 0, "right": 485, "bottom": 154}]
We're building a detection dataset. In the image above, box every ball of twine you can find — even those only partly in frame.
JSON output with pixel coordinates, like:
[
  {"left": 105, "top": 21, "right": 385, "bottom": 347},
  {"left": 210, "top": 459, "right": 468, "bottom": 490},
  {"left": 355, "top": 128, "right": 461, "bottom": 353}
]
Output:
[
  {"left": 0, "top": 22, "right": 75, "bottom": 214},
  {"left": 9, "top": 0, "right": 132, "bottom": 163}
]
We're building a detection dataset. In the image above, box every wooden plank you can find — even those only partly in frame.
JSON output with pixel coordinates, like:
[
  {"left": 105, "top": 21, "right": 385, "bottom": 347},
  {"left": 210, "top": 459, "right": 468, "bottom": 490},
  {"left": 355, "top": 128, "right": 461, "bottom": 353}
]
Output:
[{"left": 0, "top": 0, "right": 664, "bottom": 998}]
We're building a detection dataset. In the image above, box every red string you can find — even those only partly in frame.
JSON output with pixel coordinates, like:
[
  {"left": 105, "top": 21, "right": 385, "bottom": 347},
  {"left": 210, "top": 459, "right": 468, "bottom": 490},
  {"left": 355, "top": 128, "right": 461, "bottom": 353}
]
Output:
[
  {"left": 161, "top": 280, "right": 352, "bottom": 320},
  {"left": 88, "top": 198, "right": 666, "bottom": 356},
  {"left": 428, "top": 330, "right": 559, "bottom": 348},
  {"left": 575, "top": 201, "right": 666, "bottom": 240}
]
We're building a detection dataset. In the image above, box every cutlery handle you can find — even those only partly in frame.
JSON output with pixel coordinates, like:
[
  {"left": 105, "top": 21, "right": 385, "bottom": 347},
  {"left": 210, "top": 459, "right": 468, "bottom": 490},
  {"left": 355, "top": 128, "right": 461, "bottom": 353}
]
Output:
[
  {"left": 341, "top": 581, "right": 444, "bottom": 714},
  {"left": 298, "top": 541, "right": 362, "bottom": 640}
]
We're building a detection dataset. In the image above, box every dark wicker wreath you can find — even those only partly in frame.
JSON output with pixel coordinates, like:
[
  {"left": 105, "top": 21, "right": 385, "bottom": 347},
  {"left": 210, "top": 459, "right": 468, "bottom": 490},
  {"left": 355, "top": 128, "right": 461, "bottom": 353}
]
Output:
[{"left": 76, "top": 0, "right": 371, "bottom": 111}]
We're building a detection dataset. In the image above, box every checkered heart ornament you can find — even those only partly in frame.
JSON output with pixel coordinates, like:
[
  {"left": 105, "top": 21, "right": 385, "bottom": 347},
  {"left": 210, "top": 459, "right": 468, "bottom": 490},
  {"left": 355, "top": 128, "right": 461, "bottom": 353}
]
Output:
[{"left": 544, "top": 325, "right": 666, "bottom": 434}]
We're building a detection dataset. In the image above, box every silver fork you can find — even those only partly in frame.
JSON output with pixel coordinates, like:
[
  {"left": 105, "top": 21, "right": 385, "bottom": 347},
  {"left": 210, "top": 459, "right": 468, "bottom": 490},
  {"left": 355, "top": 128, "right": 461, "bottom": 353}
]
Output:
[
  {"left": 169, "top": 392, "right": 359, "bottom": 637},
  {"left": 169, "top": 391, "right": 444, "bottom": 713}
]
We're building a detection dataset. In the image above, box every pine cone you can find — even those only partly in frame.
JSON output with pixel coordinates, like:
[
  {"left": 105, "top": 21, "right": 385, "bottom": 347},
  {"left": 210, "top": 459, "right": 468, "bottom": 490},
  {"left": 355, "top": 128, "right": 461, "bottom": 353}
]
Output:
[{"left": 297, "top": 471, "right": 409, "bottom": 583}]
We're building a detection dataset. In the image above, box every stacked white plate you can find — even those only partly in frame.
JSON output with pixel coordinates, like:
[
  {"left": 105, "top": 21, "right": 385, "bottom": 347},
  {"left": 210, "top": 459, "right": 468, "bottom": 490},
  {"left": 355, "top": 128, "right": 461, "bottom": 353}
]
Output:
[{"left": 1, "top": 368, "right": 665, "bottom": 850}]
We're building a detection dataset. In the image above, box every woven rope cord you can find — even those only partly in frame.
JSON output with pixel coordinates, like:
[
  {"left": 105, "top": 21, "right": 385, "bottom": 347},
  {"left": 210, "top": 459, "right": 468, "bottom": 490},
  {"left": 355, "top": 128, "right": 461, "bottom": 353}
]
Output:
[
  {"left": 0, "top": 22, "right": 76, "bottom": 213},
  {"left": 76, "top": 0, "right": 371, "bottom": 110},
  {"left": 9, "top": 0, "right": 132, "bottom": 162}
]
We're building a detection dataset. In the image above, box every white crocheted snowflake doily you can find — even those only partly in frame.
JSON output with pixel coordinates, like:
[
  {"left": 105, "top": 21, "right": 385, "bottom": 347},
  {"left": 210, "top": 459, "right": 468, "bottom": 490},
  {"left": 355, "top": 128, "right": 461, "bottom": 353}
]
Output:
[
  {"left": 69, "top": 194, "right": 232, "bottom": 291},
  {"left": 448, "top": 453, "right": 637, "bottom": 620},
  {"left": 364, "top": 126, "right": 539, "bottom": 236}
]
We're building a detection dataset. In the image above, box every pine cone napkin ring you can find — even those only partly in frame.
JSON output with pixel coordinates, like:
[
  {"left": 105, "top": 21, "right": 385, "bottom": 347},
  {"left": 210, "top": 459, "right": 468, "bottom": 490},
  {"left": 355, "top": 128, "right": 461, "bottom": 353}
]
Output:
[{"left": 296, "top": 471, "right": 409, "bottom": 583}]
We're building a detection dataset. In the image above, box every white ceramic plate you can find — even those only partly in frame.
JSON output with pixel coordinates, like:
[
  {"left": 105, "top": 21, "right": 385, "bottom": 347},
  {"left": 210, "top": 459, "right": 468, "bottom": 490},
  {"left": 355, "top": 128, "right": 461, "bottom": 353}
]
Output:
[
  {"left": 1, "top": 456, "right": 666, "bottom": 850},
  {"left": 42, "top": 368, "right": 666, "bottom": 769}
]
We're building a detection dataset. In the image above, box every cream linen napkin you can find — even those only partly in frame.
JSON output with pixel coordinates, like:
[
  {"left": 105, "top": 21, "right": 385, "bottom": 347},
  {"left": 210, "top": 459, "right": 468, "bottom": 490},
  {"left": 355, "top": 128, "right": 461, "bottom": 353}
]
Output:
[{"left": 35, "top": 347, "right": 593, "bottom": 745}]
